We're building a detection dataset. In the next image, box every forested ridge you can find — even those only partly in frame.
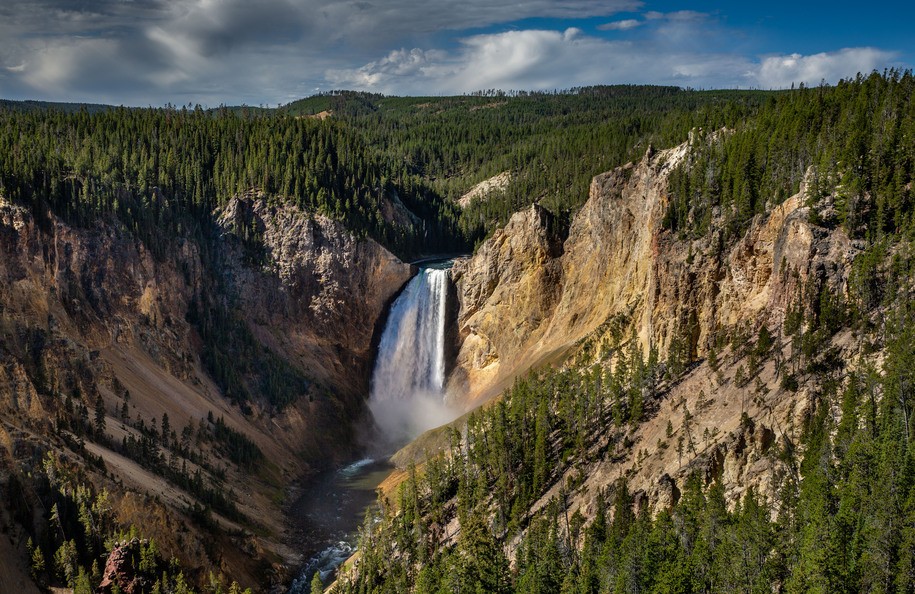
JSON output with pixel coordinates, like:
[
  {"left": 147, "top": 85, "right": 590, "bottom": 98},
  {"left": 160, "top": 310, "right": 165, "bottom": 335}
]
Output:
[
  {"left": 666, "top": 71, "right": 915, "bottom": 244},
  {"left": 283, "top": 86, "right": 774, "bottom": 241},
  {"left": 0, "top": 105, "right": 464, "bottom": 259},
  {"left": 0, "top": 85, "right": 777, "bottom": 258},
  {"left": 337, "top": 308, "right": 915, "bottom": 593},
  {"left": 333, "top": 71, "right": 915, "bottom": 594}
]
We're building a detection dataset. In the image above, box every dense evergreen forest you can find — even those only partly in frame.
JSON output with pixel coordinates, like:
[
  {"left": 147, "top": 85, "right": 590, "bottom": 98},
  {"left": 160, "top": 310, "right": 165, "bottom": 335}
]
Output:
[
  {"left": 0, "top": 85, "right": 775, "bottom": 257},
  {"left": 0, "top": 105, "right": 463, "bottom": 259},
  {"left": 282, "top": 86, "right": 774, "bottom": 241},
  {"left": 666, "top": 71, "right": 915, "bottom": 244},
  {"left": 333, "top": 71, "right": 915, "bottom": 594}
]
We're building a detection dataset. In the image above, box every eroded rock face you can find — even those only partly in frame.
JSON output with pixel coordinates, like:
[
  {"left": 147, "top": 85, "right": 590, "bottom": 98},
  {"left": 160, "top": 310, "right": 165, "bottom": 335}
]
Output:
[
  {"left": 217, "top": 197, "right": 413, "bottom": 396},
  {"left": 450, "top": 141, "right": 857, "bottom": 406},
  {"left": 0, "top": 194, "right": 409, "bottom": 434},
  {"left": 97, "top": 539, "right": 150, "bottom": 594},
  {"left": 449, "top": 204, "right": 565, "bottom": 403}
]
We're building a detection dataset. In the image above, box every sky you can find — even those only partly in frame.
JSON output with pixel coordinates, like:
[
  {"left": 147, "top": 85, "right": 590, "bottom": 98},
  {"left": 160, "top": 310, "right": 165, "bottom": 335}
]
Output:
[{"left": 0, "top": 0, "right": 911, "bottom": 106}]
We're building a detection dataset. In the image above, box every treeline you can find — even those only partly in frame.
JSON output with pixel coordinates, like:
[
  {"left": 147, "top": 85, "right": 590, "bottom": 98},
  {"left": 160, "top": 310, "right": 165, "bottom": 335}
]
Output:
[
  {"left": 285, "top": 87, "right": 776, "bottom": 241},
  {"left": 0, "top": 104, "right": 465, "bottom": 259},
  {"left": 666, "top": 70, "right": 915, "bottom": 242}
]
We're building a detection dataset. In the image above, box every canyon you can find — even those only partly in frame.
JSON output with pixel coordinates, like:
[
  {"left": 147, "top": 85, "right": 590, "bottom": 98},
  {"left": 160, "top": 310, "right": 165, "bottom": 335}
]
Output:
[
  {"left": 0, "top": 130, "right": 889, "bottom": 591},
  {"left": 0, "top": 192, "right": 411, "bottom": 588}
]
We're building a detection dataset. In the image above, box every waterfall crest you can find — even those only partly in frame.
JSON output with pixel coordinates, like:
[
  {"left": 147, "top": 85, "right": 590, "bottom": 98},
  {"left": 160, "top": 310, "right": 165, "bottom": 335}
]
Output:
[{"left": 369, "top": 266, "right": 455, "bottom": 442}]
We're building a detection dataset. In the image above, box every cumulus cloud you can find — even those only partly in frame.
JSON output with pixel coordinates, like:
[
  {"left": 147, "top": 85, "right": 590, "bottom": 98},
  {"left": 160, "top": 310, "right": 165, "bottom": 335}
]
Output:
[
  {"left": 327, "top": 29, "right": 601, "bottom": 93},
  {"left": 757, "top": 47, "right": 898, "bottom": 89},
  {"left": 0, "top": 0, "right": 906, "bottom": 104},
  {"left": 327, "top": 14, "right": 901, "bottom": 97},
  {"left": 328, "top": 26, "right": 815, "bottom": 94},
  {"left": 325, "top": 48, "right": 452, "bottom": 88},
  {"left": 597, "top": 19, "right": 642, "bottom": 31},
  {"left": 0, "top": 0, "right": 640, "bottom": 104}
]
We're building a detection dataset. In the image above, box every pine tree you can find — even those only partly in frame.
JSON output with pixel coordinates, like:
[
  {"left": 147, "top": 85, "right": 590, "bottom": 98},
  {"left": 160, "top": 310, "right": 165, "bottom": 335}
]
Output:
[
  {"left": 310, "top": 572, "right": 323, "bottom": 594},
  {"left": 94, "top": 394, "right": 106, "bottom": 436}
]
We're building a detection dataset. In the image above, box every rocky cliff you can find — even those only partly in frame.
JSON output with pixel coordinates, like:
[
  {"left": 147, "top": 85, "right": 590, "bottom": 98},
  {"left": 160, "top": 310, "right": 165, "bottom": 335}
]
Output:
[
  {"left": 0, "top": 193, "right": 411, "bottom": 588},
  {"left": 451, "top": 139, "right": 856, "bottom": 405},
  {"left": 448, "top": 204, "right": 565, "bottom": 402},
  {"left": 448, "top": 136, "right": 860, "bottom": 510},
  {"left": 217, "top": 196, "right": 413, "bottom": 397}
]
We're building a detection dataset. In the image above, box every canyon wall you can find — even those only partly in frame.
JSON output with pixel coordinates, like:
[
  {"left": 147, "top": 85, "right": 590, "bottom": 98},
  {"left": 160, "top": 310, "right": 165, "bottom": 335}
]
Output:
[
  {"left": 0, "top": 194, "right": 411, "bottom": 586},
  {"left": 448, "top": 138, "right": 861, "bottom": 514},
  {"left": 450, "top": 139, "right": 857, "bottom": 407}
]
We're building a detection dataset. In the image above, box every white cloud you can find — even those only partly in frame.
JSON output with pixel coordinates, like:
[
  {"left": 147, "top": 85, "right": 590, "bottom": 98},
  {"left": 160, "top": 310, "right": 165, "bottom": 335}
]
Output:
[
  {"left": 328, "top": 27, "right": 748, "bottom": 94},
  {"left": 327, "top": 29, "right": 606, "bottom": 93},
  {"left": 326, "top": 48, "right": 452, "bottom": 88},
  {"left": 757, "top": 47, "right": 897, "bottom": 89},
  {"left": 598, "top": 19, "right": 642, "bottom": 31},
  {"left": 0, "top": 0, "right": 906, "bottom": 104},
  {"left": 327, "top": 20, "right": 902, "bottom": 96}
]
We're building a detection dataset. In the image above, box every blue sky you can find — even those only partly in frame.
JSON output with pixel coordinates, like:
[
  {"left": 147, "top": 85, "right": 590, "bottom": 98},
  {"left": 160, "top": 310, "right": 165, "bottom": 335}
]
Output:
[{"left": 0, "top": 0, "right": 910, "bottom": 106}]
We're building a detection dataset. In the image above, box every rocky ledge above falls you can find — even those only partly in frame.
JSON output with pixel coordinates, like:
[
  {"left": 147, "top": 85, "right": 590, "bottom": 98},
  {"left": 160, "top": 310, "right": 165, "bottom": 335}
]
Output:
[{"left": 448, "top": 203, "right": 567, "bottom": 404}]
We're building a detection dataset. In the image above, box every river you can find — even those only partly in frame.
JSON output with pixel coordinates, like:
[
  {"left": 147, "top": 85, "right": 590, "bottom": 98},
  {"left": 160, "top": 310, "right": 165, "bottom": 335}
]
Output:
[{"left": 287, "top": 457, "right": 392, "bottom": 591}]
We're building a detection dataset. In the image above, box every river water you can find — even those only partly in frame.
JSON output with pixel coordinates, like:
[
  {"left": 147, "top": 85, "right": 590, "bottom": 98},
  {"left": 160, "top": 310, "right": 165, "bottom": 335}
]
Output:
[
  {"left": 287, "top": 458, "right": 392, "bottom": 591},
  {"left": 288, "top": 261, "right": 456, "bottom": 591}
]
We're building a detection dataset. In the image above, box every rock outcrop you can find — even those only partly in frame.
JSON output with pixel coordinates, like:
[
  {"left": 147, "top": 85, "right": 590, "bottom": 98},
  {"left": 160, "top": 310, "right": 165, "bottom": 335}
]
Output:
[
  {"left": 96, "top": 539, "right": 151, "bottom": 594},
  {"left": 458, "top": 171, "right": 512, "bottom": 208},
  {"left": 448, "top": 204, "right": 565, "bottom": 402},
  {"left": 217, "top": 196, "right": 413, "bottom": 396},
  {"left": 450, "top": 140, "right": 858, "bottom": 406}
]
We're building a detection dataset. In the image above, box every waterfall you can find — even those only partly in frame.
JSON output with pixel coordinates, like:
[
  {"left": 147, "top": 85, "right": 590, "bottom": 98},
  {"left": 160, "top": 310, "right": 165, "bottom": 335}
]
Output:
[
  {"left": 289, "top": 265, "right": 456, "bottom": 593},
  {"left": 368, "top": 266, "right": 454, "bottom": 442}
]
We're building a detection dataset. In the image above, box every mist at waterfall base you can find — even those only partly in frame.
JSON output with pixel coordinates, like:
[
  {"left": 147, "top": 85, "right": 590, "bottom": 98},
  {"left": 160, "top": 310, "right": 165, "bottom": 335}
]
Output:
[{"left": 367, "top": 264, "right": 460, "bottom": 448}]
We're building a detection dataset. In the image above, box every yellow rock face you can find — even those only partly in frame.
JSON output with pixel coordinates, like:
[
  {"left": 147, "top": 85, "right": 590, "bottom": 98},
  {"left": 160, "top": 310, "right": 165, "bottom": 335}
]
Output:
[{"left": 450, "top": 140, "right": 857, "bottom": 408}]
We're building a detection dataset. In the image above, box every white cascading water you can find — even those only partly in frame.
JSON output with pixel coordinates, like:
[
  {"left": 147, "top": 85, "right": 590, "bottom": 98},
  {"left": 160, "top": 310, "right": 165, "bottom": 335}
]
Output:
[
  {"left": 368, "top": 266, "right": 454, "bottom": 443},
  {"left": 289, "top": 266, "right": 456, "bottom": 592}
]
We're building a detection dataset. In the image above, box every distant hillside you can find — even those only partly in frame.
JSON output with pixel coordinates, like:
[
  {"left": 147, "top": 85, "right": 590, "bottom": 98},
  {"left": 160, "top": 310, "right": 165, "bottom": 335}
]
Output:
[
  {"left": 0, "top": 98, "right": 113, "bottom": 114},
  {"left": 279, "top": 86, "right": 779, "bottom": 241}
]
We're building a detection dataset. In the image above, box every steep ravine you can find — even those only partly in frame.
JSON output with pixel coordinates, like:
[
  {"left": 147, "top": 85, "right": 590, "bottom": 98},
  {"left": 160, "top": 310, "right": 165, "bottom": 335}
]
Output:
[{"left": 0, "top": 194, "right": 411, "bottom": 588}]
